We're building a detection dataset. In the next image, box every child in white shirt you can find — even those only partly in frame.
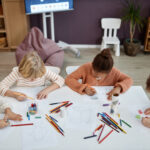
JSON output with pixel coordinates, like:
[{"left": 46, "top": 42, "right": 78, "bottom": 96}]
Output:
[{"left": 0, "top": 100, "right": 22, "bottom": 128}]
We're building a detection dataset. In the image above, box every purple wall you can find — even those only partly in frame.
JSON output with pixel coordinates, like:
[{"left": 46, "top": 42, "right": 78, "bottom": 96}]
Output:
[{"left": 30, "top": 0, "right": 150, "bottom": 44}]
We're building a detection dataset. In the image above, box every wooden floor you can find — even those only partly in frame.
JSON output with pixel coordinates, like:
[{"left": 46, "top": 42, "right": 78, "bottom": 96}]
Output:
[{"left": 0, "top": 48, "right": 150, "bottom": 98}]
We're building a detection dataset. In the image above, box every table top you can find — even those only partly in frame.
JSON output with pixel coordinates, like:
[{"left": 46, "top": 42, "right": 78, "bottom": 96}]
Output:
[{"left": 0, "top": 86, "right": 150, "bottom": 150}]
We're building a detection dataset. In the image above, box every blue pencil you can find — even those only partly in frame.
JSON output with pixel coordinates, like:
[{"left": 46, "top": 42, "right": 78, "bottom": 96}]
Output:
[{"left": 49, "top": 116, "right": 58, "bottom": 123}]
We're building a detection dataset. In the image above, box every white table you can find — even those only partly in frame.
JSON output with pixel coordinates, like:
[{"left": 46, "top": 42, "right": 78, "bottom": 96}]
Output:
[{"left": 0, "top": 86, "right": 150, "bottom": 150}]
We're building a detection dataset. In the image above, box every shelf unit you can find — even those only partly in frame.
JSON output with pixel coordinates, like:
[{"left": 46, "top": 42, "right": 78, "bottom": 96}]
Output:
[
  {"left": 0, "top": 0, "right": 29, "bottom": 51},
  {"left": 144, "top": 17, "right": 150, "bottom": 52}
]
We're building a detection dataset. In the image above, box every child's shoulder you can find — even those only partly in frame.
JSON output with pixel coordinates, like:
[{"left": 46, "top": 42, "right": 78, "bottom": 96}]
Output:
[
  {"left": 110, "top": 67, "right": 121, "bottom": 75},
  {"left": 80, "top": 62, "right": 92, "bottom": 69},
  {"left": 45, "top": 66, "right": 60, "bottom": 75}
]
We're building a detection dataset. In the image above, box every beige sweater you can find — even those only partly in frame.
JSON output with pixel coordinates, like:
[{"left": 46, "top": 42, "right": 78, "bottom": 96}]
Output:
[{"left": 0, "top": 67, "right": 64, "bottom": 96}]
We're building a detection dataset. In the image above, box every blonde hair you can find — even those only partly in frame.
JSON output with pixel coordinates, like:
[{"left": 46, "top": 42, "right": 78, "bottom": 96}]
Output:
[{"left": 19, "top": 51, "right": 46, "bottom": 79}]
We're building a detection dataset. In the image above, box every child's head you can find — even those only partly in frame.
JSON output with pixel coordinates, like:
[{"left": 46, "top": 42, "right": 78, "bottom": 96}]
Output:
[
  {"left": 92, "top": 49, "right": 113, "bottom": 78},
  {"left": 19, "top": 51, "right": 46, "bottom": 79},
  {"left": 146, "top": 75, "right": 150, "bottom": 92}
]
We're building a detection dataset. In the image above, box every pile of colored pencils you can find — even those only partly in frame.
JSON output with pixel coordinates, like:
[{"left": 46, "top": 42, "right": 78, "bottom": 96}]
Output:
[
  {"left": 45, "top": 114, "right": 64, "bottom": 136},
  {"left": 98, "top": 112, "right": 127, "bottom": 134},
  {"left": 49, "top": 101, "right": 73, "bottom": 113}
]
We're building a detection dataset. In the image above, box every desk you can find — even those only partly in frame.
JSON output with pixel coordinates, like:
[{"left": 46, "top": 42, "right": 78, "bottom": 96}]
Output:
[{"left": 0, "top": 86, "right": 150, "bottom": 150}]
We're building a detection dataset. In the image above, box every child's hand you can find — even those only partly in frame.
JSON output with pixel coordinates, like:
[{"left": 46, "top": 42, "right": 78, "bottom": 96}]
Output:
[
  {"left": 141, "top": 117, "right": 150, "bottom": 128},
  {"left": 107, "top": 86, "right": 121, "bottom": 100},
  {"left": 84, "top": 86, "right": 96, "bottom": 96},
  {"left": 0, "top": 120, "right": 9, "bottom": 129},
  {"left": 37, "top": 89, "right": 49, "bottom": 100},
  {"left": 14, "top": 92, "right": 27, "bottom": 101},
  {"left": 144, "top": 108, "right": 150, "bottom": 115}
]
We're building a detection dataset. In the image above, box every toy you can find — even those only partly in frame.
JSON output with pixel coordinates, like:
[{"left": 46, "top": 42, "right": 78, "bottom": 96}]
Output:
[{"left": 28, "top": 103, "right": 37, "bottom": 115}]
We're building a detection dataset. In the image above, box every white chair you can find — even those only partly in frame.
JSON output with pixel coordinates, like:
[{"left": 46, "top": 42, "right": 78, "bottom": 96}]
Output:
[
  {"left": 101, "top": 18, "right": 121, "bottom": 56},
  {"left": 66, "top": 66, "right": 79, "bottom": 75}
]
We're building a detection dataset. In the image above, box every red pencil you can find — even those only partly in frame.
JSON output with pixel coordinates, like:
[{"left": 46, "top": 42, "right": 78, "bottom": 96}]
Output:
[
  {"left": 11, "top": 123, "right": 33, "bottom": 127},
  {"left": 99, "top": 129, "right": 113, "bottom": 144},
  {"left": 65, "top": 103, "right": 73, "bottom": 108},
  {"left": 97, "top": 124, "right": 105, "bottom": 141}
]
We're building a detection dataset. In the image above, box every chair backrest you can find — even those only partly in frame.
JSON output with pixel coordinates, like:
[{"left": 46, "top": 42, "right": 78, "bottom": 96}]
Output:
[
  {"left": 66, "top": 66, "right": 80, "bottom": 75},
  {"left": 101, "top": 18, "right": 121, "bottom": 38}
]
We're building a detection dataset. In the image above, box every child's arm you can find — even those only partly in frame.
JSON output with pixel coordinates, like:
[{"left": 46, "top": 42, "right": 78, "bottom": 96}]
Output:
[
  {"left": 144, "top": 108, "right": 150, "bottom": 115},
  {"left": 0, "top": 120, "right": 9, "bottom": 128},
  {"left": 65, "top": 65, "right": 88, "bottom": 94},
  {"left": 37, "top": 83, "right": 59, "bottom": 99},
  {"left": 0, "top": 68, "right": 27, "bottom": 100},
  {"left": 5, "top": 90, "right": 27, "bottom": 101},
  {"left": 106, "top": 68, "right": 132, "bottom": 100},
  {"left": 37, "top": 70, "right": 64, "bottom": 99},
  {"left": 114, "top": 68, "right": 133, "bottom": 93},
  {"left": 0, "top": 68, "right": 18, "bottom": 96}
]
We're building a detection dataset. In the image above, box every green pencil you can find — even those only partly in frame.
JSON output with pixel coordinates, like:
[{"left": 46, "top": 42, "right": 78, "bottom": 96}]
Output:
[{"left": 121, "top": 119, "right": 132, "bottom": 128}]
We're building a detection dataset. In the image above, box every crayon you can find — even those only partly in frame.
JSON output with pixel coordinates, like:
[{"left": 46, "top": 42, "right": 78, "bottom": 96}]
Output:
[
  {"left": 121, "top": 119, "right": 132, "bottom": 128},
  {"left": 84, "top": 135, "right": 97, "bottom": 139},
  {"left": 11, "top": 123, "right": 33, "bottom": 127}
]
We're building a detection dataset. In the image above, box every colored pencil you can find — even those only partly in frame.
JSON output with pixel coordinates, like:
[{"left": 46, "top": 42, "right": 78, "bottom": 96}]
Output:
[
  {"left": 65, "top": 103, "right": 73, "bottom": 108},
  {"left": 84, "top": 135, "right": 97, "bottom": 139},
  {"left": 46, "top": 117, "right": 63, "bottom": 136},
  {"left": 50, "top": 102, "right": 69, "bottom": 113},
  {"left": 49, "top": 116, "right": 58, "bottom": 122},
  {"left": 93, "top": 124, "right": 103, "bottom": 135},
  {"left": 100, "top": 114, "right": 118, "bottom": 128},
  {"left": 11, "top": 123, "right": 33, "bottom": 127},
  {"left": 102, "top": 113, "right": 127, "bottom": 134},
  {"left": 46, "top": 114, "right": 64, "bottom": 135},
  {"left": 98, "top": 130, "right": 113, "bottom": 144},
  {"left": 100, "top": 119, "right": 119, "bottom": 133},
  {"left": 49, "top": 101, "right": 69, "bottom": 105},
  {"left": 102, "top": 104, "right": 110, "bottom": 106},
  {"left": 103, "top": 113, "right": 118, "bottom": 125},
  {"left": 97, "top": 124, "right": 105, "bottom": 141},
  {"left": 49, "top": 116, "right": 64, "bottom": 133},
  {"left": 121, "top": 119, "right": 132, "bottom": 128},
  {"left": 46, "top": 116, "right": 64, "bottom": 136}
]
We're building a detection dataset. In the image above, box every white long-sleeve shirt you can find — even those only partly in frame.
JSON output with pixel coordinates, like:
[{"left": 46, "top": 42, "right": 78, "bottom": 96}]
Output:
[
  {"left": 0, "top": 67, "right": 64, "bottom": 96},
  {"left": 0, "top": 100, "right": 11, "bottom": 113}
]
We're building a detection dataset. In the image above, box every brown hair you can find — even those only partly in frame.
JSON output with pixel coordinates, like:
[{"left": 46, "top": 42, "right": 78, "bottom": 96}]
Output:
[
  {"left": 92, "top": 48, "right": 113, "bottom": 73},
  {"left": 146, "top": 75, "right": 150, "bottom": 91},
  {"left": 19, "top": 51, "right": 46, "bottom": 79}
]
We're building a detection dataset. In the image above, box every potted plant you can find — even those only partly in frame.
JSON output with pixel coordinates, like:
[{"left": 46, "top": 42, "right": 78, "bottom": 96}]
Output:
[{"left": 122, "top": 0, "right": 143, "bottom": 56}]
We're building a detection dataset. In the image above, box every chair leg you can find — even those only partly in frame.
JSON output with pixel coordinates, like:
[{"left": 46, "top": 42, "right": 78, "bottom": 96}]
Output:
[
  {"left": 101, "top": 42, "right": 107, "bottom": 51},
  {"left": 115, "top": 44, "right": 120, "bottom": 56}
]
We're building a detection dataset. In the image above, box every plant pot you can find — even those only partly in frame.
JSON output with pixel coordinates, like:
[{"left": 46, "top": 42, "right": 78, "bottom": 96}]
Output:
[{"left": 123, "top": 39, "right": 141, "bottom": 56}]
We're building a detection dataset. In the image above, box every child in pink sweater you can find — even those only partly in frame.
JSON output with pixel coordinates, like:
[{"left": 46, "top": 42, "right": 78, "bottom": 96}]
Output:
[{"left": 65, "top": 49, "right": 133, "bottom": 100}]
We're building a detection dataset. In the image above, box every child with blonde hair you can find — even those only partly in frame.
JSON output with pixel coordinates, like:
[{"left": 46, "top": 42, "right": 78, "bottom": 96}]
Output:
[
  {"left": 0, "top": 51, "right": 64, "bottom": 100},
  {"left": 65, "top": 49, "right": 133, "bottom": 99}
]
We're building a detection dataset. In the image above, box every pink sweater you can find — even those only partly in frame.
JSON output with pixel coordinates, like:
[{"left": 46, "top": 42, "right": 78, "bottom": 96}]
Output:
[{"left": 65, "top": 63, "right": 133, "bottom": 94}]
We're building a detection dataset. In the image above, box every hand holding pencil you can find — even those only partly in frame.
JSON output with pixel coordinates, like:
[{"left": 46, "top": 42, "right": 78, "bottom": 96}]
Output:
[{"left": 13, "top": 92, "right": 34, "bottom": 101}]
